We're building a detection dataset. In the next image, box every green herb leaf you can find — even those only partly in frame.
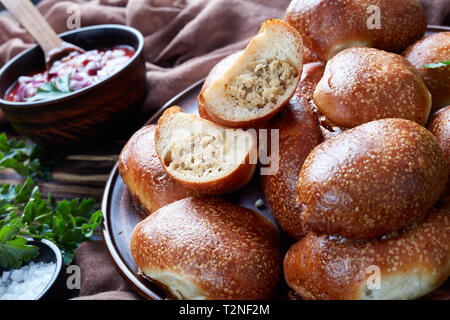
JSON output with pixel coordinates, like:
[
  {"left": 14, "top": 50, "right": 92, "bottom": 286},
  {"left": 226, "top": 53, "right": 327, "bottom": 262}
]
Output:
[
  {"left": 0, "top": 133, "right": 51, "bottom": 180},
  {"left": 0, "top": 218, "right": 39, "bottom": 269},
  {"left": 423, "top": 61, "right": 450, "bottom": 69},
  {"left": 26, "top": 74, "right": 72, "bottom": 102},
  {"left": 0, "top": 179, "right": 103, "bottom": 269}
]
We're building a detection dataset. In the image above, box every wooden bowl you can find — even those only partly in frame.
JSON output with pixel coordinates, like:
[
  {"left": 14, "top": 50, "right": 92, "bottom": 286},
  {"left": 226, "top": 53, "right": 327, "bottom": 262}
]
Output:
[{"left": 0, "top": 25, "right": 147, "bottom": 151}]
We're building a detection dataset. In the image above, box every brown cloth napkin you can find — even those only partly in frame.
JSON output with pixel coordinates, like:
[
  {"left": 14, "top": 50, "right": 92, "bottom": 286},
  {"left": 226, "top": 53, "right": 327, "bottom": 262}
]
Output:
[
  {"left": 0, "top": 0, "right": 448, "bottom": 300},
  {"left": 0, "top": 0, "right": 291, "bottom": 118}
]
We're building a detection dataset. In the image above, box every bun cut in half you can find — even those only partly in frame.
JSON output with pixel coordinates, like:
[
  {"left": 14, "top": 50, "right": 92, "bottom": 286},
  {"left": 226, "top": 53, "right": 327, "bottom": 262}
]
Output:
[
  {"left": 285, "top": 0, "right": 427, "bottom": 60},
  {"left": 284, "top": 208, "right": 450, "bottom": 300},
  {"left": 118, "top": 125, "right": 196, "bottom": 214},
  {"left": 130, "top": 197, "right": 282, "bottom": 300},
  {"left": 313, "top": 47, "right": 431, "bottom": 128},
  {"left": 297, "top": 118, "right": 448, "bottom": 239},
  {"left": 198, "top": 19, "right": 303, "bottom": 128},
  {"left": 261, "top": 62, "right": 323, "bottom": 239},
  {"left": 403, "top": 32, "right": 450, "bottom": 112},
  {"left": 155, "top": 106, "right": 256, "bottom": 195}
]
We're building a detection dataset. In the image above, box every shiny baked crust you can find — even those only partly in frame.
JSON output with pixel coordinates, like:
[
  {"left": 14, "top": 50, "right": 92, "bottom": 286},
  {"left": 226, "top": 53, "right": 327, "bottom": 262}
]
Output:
[
  {"left": 285, "top": 0, "right": 427, "bottom": 60},
  {"left": 284, "top": 207, "right": 450, "bottom": 300},
  {"left": 313, "top": 47, "right": 431, "bottom": 128},
  {"left": 130, "top": 197, "right": 282, "bottom": 300},
  {"left": 403, "top": 32, "right": 450, "bottom": 112},
  {"left": 118, "top": 125, "right": 195, "bottom": 214},
  {"left": 297, "top": 118, "right": 448, "bottom": 239},
  {"left": 261, "top": 62, "right": 323, "bottom": 239},
  {"left": 427, "top": 106, "right": 450, "bottom": 206}
]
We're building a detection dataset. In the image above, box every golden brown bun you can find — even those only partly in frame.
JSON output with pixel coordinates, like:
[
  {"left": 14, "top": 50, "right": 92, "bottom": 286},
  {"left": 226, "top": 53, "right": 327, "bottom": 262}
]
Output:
[
  {"left": 297, "top": 118, "right": 448, "bottom": 239},
  {"left": 155, "top": 106, "right": 256, "bottom": 195},
  {"left": 313, "top": 47, "right": 431, "bottom": 128},
  {"left": 293, "top": 62, "right": 345, "bottom": 139},
  {"left": 130, "top": 197, "right": 282, "bottom": 300},
  {"left": 284, "top": 207, "right": 450, "bottom": 300},
  {"left": 261, "top": 63, "right": 323, "bottom": 239},
  {"left": 198, "top": 19, "right": 303, "bottom": 128},
  {"left": 403, "top": 32, "right": 450, "bottom": 112},
  {"left": 118, "top": 125, "right": 195, "bottom": 214},
  {"left": 427, "top": 106, "right": 450, "bottom": 206},
  {"left": 285, "top": 0, "right": 427, "bottom": 60},
  {"left": 303, "top": 45, "right": 322, "bottom": 64}
]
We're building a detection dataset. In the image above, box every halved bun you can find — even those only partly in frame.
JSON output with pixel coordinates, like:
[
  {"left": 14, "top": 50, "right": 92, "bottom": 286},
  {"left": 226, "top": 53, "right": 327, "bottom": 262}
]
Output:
[
  {"left": 130, "top": 197, "right": 282, "bottom": 300},
  {"left": 427, "top": 106, "right": 450, "bottom": 206},
  {"left": 198, "top": 51, "right": 243, "bottom": 122},
  {"left": 285, "top": 0, "right": 427, "bottom": 60},
  {"left": 261, "top": 63, "right": 323, "bottom": 239},
  {"left": 313, "top": 47, "right": 431, "bottom": 128},
  {"left": 199, "top": 19, "right": 303, "bottom": 128},
  {"left": 118, "top": 125, "right": 196, "bottom": 214},
  {"left": 155, "top": 106, "right": 256, "bottom": 195},
  {"left": 403, "top": 32, "right": 450, "bottom": 112},
  {"left": 284, "top": 207, "right": 450, "bottom": 300},
  {"left": 297, "top": 118, "right": 448, "bottom": 239}
]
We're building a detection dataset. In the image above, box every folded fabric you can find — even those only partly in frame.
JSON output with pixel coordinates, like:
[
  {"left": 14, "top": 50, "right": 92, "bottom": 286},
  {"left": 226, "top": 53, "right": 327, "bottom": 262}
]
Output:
[{"left": 0, "top": 0, "right": 290, "bottom": 119}]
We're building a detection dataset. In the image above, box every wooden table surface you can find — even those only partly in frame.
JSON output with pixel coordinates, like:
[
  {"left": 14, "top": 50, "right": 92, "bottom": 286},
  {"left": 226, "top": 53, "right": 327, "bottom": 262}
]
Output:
[{"left": 0, "top": 123, "right": 124, "bottom": 203}]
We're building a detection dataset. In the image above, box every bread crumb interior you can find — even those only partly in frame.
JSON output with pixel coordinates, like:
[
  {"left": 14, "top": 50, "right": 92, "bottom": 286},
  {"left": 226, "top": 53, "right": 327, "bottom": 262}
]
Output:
[
  {"left": 163, "top": 130, "right": 228, "bottom": 178},
  {"left": 226, "top": 58, "right": 296, "bottom": 110}
]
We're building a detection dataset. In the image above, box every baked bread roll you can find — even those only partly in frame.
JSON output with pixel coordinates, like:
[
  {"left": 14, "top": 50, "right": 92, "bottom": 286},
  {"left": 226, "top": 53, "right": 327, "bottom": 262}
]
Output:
[
  {"left": 284, "top": 207, "right": 450, "bottom": 300},
  {"left": 313, "top": 47, "right": 431, "bottom": 128},
  {"left": 155, "top": 106, "right": 256, "bottom": 195},
  {"left": 118, "top": 125, "right": 195, "bottom": 214},
  {"left": 198, "top": 19, "right": 303, "bottom": 128},
  {"left": 198, "top": 51, "right": 242, "bottom": 123},
  {"left": 261, "top": 63, "right": 323, "bottom": 239},
  {"left": 285, "top": 0, "right": 427, "bottom": 60},
  {"left": 403, "top": 32, "right": 450, "bottom": 112},
  {"left": 296, "top": 118, "right": 448, "bottom": 239},
  {"left": 130, "top": 197, "right": 282, "bottom": 300},
  {"left": 303, "top": 45, "right": 321, "bottom": 64},
  {"left": 427, "top": 106, "right": 450, "bottom": 206}
]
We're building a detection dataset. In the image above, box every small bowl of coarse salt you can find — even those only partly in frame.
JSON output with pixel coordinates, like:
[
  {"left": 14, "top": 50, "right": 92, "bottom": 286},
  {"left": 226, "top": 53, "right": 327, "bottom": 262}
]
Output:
[{"left": 0, "top": 239, "right": 62, "bottom": 300}]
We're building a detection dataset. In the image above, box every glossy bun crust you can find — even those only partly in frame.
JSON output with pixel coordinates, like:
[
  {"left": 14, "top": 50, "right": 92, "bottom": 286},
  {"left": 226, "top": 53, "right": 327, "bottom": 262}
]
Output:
[
  {"left": 118, "top": 125, "right": 195, "bottom": 214},
  {"left": 427, "top": 106, "right": 450, "bottom": 206},
  {"left": 285, "top": 0, "right": 427, "bottom": 60},
  {"left": 284, "top": 207, "right": 450, "bottom": 300},
  {"left": 297, "top": 118, "right": 448, "bottom": 239},
  {"left": 313, "top": 47, "right": 431, "bottom": 128},
  {"left": 261, "top": 63, "right": 323, "bottom": 239},
  {"left": 130, "top": 197, "right": 281, "bottom": 300},
  {"left": 404, "top": 32, "right": 450, "bottom": 112}
]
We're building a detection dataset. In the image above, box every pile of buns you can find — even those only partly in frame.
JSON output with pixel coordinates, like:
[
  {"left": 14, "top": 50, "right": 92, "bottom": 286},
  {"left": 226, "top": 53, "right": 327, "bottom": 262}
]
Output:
[{"left": 119, "top": 0, "right": 450, "bottom": 300}]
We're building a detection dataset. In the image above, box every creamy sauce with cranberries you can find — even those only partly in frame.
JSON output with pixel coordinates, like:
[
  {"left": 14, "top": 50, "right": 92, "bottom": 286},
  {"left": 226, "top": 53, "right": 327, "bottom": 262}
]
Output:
[{"left": 5, "top": 46, "right": 135, "bottom": 102}]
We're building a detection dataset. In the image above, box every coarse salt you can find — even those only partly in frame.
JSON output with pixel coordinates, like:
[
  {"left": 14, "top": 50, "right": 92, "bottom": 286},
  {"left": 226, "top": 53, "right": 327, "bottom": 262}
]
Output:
[{"left": 0, "top": 261, "right": 56, "bottom": 300}]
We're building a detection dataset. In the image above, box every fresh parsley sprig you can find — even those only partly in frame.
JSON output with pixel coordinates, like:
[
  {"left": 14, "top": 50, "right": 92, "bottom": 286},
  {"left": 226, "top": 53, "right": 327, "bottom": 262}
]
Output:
[
  {"left": 423, "top": 61, "right": 450, "bottom": 69},
  {"left": 26, "top": 73, "right": 72, "bottom": 103},
  {"left": 0, "top": 178, "right": 103, "bottom": 268},
  {"left": 0, "top": 133, "right": 51, "bottom": 180}
]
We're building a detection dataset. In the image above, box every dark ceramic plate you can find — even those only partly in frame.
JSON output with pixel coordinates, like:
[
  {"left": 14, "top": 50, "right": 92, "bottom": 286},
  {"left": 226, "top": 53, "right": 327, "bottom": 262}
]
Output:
[{"left": 102, "top": 26, "right": 450, "bottom": 300}]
